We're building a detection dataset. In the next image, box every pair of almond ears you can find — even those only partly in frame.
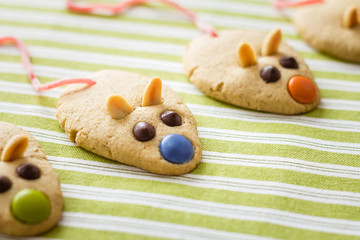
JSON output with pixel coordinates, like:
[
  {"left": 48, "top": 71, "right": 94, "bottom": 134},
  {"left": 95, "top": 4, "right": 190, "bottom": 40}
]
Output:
[
  {"left": 238, "top": 28, "right": 282, "bottom": 68},
  {"left": 107, "top": 77, "right": 162, "bottom": 120}
]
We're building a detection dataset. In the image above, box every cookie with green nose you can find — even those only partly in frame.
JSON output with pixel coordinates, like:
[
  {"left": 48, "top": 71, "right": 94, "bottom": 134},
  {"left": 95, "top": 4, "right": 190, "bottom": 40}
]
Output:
[{"left": 0, "top": 122, "right": 63, "bottom": 236}]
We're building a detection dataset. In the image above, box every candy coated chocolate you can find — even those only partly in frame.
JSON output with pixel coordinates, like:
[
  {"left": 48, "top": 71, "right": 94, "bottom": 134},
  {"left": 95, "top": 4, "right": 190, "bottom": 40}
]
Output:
[
  {"left": 0, "top": 175, "right": 12, "bottom": 193},
  {"left": 280, "top": 56, "right": 299, "bottom": 69},
  {"left": 159, "top": 134, "right": 194, "bottom": 164},
  {"left": 288, "top": 76, "right": 317, "bottom": 104},
  {"left": 17, "top": 163, "right": 41, "bottom": 180},
  {"left": 160, "top": 111, "right": 182, "bottom": 127},
  {"left": 260, "top": 66, "right": 281, "bottom": 83},
  {"left": 133, "top": 122, "right": 156, "bottom": 142},
  {"left": 11, "top": 189, "right": 51, "bottom": 224}
]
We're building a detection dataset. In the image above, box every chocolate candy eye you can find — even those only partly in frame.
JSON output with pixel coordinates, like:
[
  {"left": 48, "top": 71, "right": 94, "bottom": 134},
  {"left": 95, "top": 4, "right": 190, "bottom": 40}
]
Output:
[
  {"left": 160, "top": 111, "right": 182, "bottom": 127},
  {"left": 17, "top": 163, "right": 41, "bottom": 180},
  {"left": 0, "top": 175, "right": 12, "bottom": 193},
  {"left": 260, "top": 66, "right": 281, "bottom": 83},
  {"left": 133, "top": 122, "right": 156, "bottom": 142},
  {"left": 280, "top": 56, "right": 298, "bottom": 69}
]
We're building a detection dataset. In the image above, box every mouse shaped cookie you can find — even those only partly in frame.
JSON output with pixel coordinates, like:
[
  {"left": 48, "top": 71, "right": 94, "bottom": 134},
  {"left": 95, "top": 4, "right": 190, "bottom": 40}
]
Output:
[
  {"left": 56, "top": 70, "right": 202, "bottom": 175},
  {"left": 0, "top": 122, "right": 63, "bottom": 236},
  {"left": 293, "top": 0, "right": 360, "bottom": 63},
  {"left": 183, "top": 29, "right": 321, "bottom": 115}
]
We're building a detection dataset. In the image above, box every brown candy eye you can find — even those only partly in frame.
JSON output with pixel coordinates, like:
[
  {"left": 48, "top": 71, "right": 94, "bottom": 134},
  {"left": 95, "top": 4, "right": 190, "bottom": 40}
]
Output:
[
  {"left": 280, "top": 56, "right": 298, "bottom": 69},
  {"left": 133, "top": 122, "right": 156, "bottom": 142},
  {"left": 160, "top": 111, "right": 182, "bottom": 127},
  {"left": 17, "top": 163, "right": 41, "bottom": 180},
  {"left": 0, "top": 175, "right": 12, "bottom": 193},
  {"left": 261, "top": 66, "right": 281, "bottom": 83}
]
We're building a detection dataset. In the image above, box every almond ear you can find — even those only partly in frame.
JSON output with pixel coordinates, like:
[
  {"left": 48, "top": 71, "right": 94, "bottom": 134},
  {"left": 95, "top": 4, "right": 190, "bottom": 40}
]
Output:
[
  {"left": 238, "top": 42, "right": 257, "bottom": 68},
  {"left": 142, "top": 77, "right": 162, "bottom": 107},
  {"left": 1, "top": 135, "right": 29, "bottom": 162},
  {"left": 261, "top": 28, "right": 282, "bottom": 56},
  {"left": 343, "top": 5, "right": 359, "bottom": 28},
  {"left": 106, "top": 95, "right": 133, "bottom": 119}
]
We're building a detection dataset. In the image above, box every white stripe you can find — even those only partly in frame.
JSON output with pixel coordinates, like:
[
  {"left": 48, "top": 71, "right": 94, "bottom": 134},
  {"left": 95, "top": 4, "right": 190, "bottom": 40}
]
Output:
[
  {"left": 0, "top": 23, "right": 320, "bottom": 57},
  {"left": 1, "top": 41, "right": 360, "bottom": 78},
  {"left": 0, "top": 46, "right": 184, "bottom": 73},
  {"left": 61, "top": 184, "right": 360, "bottom": 236},
  {"left": 60, "top": 212, "right": 277, "bottom": 240},
  {"left": 198, "top": 127, "right": 360, "bottom": 155},
  {"left": 306, "top": 59, "right": 360, "bottom": 75},
  {"left": 0, "top": 61, "right": 90, "bottom": 79},
  {"left": 21, "top": 126, "right": 76, "bottom": 146},
  {"left": 2, "top": 25, "right": 341, "bottom": 58},
  {"left": 317, "top": 78, "right": 360, "bottom": 92},
  {"left": 0, "top": 0, "right": 281, "bottom": 19},
  {"left": 201, "top": 151, "right": 360, "bottom": 180},
  {"left": 0, "top": 8, "right": 200, "bottom": 40},
  {"left": 49, "top": 155, "right": 360, "bottom": 208},
  {"left": 0, "top": 4, "right": 297, "bottom": 36},
  {"left": 60, "top": 210, "right": 360, "bottom": 237},
  {"left": 3, "top": 107, "right": 359, "bottom": 155},
  {"left": 319, "top": 99, "right": 360, "bottom": 112},
  {"left": 0, "top": 25, "right": 186, "bottom": 56},
  {"left": 0, "top": 25, "right": 323, "bottom": 58},
  {"left": 1, "top": 80, "right": 360, "bottom": 132}
]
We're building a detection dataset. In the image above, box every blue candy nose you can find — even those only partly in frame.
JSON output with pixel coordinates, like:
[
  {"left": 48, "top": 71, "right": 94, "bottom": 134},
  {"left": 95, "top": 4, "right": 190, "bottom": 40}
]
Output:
[{"left": 159, "top": 134, "right": 194, "bottom": 164}]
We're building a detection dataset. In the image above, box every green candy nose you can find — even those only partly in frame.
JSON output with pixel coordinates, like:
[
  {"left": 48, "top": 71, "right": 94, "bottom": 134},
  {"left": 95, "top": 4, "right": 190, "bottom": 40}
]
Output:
[{"left": 11, "top": 189, "right": 51, "bottom": 224}]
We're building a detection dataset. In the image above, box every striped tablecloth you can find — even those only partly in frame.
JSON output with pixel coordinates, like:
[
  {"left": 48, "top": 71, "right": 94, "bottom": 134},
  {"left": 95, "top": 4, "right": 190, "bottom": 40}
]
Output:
[{"left": 1, "top": 0, "right": 360, "bottom": 239}]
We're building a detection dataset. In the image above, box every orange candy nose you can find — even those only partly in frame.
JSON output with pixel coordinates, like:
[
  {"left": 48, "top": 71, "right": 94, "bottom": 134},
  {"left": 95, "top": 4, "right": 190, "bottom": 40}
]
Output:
[{"left": 288, "top": 76, "right": 317, "bottom": 104}]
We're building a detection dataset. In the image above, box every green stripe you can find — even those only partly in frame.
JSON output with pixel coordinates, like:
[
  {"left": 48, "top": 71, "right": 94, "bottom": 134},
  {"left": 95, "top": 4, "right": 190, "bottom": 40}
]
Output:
[
  {"left": 58, "top": 171, "right": 360, "bottom": 222},
  {"left": 61, "top": 197, "right": 360, "bottom": 240},
  {"left": 313, "top": 71, "right": 360, "bottom": 82},
  {"left": 0, "top": 92, "right": 57, "bottom": 108},
  {"left": 320, "top": 89, "right": 360, "bottom": 101},
  {"left": 194, "top": 115, "right": 360, "bottom": 143}
]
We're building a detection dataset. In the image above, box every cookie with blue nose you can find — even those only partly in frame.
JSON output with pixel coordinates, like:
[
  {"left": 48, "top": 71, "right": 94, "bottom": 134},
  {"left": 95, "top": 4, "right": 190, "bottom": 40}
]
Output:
[
  {"left": 56, "top": 70, "right": 202, "bottom": 175},
  {"left": 0, "top": 122, "right": 63, "bottom": 236}
]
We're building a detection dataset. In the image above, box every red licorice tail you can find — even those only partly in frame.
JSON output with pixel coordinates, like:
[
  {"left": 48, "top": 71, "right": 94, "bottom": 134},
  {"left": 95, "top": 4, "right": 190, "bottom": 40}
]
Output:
[
  {"left": 273, "top": 0, "right": 324, "bottom": 8},
  {"left": 66, "top": 0, "right": 218, "bottom": 37},
  {"left": 0, "top": 36, "right": 96, "bottom": 92}
]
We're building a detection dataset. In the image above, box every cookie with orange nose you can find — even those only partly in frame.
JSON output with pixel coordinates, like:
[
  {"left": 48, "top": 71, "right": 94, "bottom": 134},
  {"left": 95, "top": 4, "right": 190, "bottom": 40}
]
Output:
[
  {"left": 0, "top": 121, "right": 63, "bottom": 236},
  {"left": 183, "top": 29, "right": 321, "bottom": 114}
]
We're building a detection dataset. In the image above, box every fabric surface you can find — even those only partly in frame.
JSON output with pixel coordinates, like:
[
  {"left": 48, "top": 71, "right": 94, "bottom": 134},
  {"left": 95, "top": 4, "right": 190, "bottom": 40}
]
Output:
[{"left": 0, "top": 0, "right": 360, "bottom": 239}]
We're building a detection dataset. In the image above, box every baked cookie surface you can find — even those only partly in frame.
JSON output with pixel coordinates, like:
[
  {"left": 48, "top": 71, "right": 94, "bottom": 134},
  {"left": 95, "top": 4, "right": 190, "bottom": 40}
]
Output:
[
  {"left": 56, "top": 70, "right": 202, "bottom": 175},
  {"left": 0, "top": 122, "right": 63, "bottom": 236},
  {"left": 183, "top": 29, "right": 320, "bottom": 115},
  {"left": 294, "top": 0, "right": 360, "bottom": 63}
]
